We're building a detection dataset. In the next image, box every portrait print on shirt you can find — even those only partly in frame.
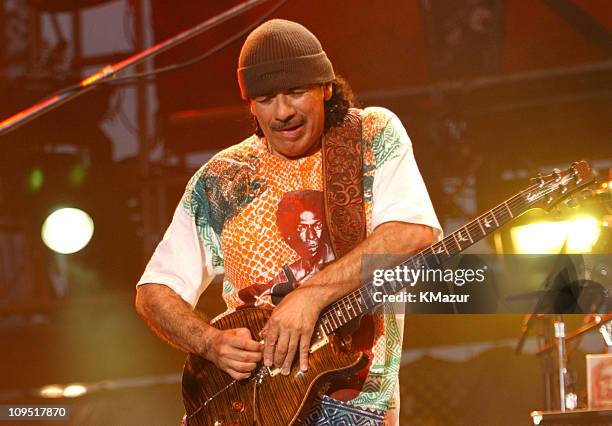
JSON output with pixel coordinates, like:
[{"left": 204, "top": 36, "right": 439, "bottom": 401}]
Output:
[{"left": 238, "top": 189, "right": 335, "bottom": 307}]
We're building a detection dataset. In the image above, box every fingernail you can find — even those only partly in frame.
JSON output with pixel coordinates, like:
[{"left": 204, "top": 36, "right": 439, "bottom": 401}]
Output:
[
  {"left": 282, "top": 368, "right": 290, "bottom": 375},
  {"left": 301, "top": 364, "right": 308, "bottom": 372},
  {"left": 264, "top": 359, "right": 271, "bottom": 367}
]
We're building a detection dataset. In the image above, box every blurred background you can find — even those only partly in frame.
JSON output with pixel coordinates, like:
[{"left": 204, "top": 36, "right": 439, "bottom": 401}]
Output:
[{"left": 0, "top": 0, "right": 611, "bottom": 424}]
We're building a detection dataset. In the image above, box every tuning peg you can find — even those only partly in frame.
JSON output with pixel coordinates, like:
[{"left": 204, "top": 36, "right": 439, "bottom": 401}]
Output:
[
  {"left": 559, "top": 184, "right": 568, "bottom": 194},
  {"left": 531, "top": 173, "right": 545, "bottom": 188},
  {"left": 553, "top": 168, "right": 562, "bottom": 182},
  {"left": 570, "top": 166, "right": 582, "bottom": 184},
  {"left": 546, "top": 195, "right": 554, "bottom": 204}
]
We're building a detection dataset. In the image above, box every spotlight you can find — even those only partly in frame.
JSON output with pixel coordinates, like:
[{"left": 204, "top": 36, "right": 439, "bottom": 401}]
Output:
[
  {"left": 511, "top": 216, "right": 600, "bottom": 254},
  {"left": 41, "top": 208, "right": 94, "bottom": 254},
  {"left": 39, "top": 385, "right": 64, "bottom": 398},
  {"left": 63, "top": 384, "right": 88, "bottom": 398}
]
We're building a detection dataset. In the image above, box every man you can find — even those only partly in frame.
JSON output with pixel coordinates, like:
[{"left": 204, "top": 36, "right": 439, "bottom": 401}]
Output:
[{"left": 135, "top": 19, "right": 441, "bottom": 425}]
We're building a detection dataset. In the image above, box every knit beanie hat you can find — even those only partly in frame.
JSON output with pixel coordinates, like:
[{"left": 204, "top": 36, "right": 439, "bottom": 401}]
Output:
[{"left": 237, "top": 19, "right": 335, "bottom": 99}]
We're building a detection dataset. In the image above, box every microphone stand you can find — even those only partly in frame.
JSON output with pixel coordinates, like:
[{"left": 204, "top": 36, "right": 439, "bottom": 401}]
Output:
[{"left": 0, "top": 0, "right": 271, "bottom": 136}]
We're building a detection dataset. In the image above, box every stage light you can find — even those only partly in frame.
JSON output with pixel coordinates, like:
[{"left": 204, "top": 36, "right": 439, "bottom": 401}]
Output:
[
  {"left": 40, "top": 385, "right": 64, "bottom": 398},
  {"left": 68, "top": 163, "right": 86, "bottom": 187},
  {"left": 63, "top": 384, "right": 87, "bottom": 398},
  {"left": 511, "top": 221, "right": 568, "bottom": 254},
  {"left": 511, "top": 216, "right": 600, "bottom": 254},
  {"left": 41, "top": 208, "right": 94, "bottom": 254},
  {"left": 28, "top": 168, "right": 44, "bottom": 192},
  {"left": 566, "top": 217, "right": 600, "bottom": 252}
]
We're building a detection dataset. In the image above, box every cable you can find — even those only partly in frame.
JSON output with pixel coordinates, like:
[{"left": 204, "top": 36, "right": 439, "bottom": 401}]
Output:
[{"left": 52, "top": 0, "right": 288, "bottom": 95}]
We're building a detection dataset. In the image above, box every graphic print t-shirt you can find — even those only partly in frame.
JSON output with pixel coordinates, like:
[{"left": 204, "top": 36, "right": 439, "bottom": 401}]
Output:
[{"left": 138, "top": 107, "right": 442, "bottom": 424}]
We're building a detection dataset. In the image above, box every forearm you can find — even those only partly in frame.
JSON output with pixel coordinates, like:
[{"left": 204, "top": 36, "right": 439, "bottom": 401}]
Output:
[
  {"left": 301, "top": 221, "right": 435, "bottom": 309},
  {"left": 135, "top": 283, "right": 218, "bottom": 357}
]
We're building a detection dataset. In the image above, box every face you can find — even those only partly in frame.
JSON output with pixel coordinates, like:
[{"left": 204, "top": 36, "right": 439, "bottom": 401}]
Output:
[
  {"left": 296, "top": 210, "right": 323, "bottom": 257},
  {"left": 250, "top": 83, "right": 332, "bottom": 159}
]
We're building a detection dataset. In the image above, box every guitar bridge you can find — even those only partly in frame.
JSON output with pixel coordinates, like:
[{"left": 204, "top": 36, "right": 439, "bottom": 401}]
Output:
[{"left": 266, "top": 326, "right": 329, "bottom": 377}]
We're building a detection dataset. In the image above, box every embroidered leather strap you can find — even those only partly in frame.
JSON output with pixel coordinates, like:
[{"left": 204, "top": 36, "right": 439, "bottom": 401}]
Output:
[{"left": 322, "top": 109, "right": 366, "bottom": 259}]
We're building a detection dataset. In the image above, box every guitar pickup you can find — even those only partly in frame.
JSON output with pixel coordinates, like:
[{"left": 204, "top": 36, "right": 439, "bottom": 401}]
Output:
[{"left": 265, "top": 326, "right": 329, "bottom": 377}]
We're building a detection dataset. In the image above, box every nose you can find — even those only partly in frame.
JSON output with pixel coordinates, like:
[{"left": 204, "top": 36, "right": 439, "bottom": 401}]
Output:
[
  {"left": 305, "top": 225, "right": 316, "bottom": 241},
  {"left": 274, "top": 94, "right": 296, "bottom": 122}
]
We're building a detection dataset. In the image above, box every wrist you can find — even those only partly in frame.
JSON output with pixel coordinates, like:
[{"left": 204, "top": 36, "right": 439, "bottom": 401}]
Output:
[
  {"left": 297, "top": 284, "right": 330, "bottom": 312},
  {"left": 200, "top": 327, "right": 220, "bottom": 360}
]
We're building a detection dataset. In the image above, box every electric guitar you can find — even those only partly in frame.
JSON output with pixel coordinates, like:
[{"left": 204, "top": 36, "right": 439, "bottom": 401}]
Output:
[{"left": 182, "top": 160, "right": 595, "bottom": 425}]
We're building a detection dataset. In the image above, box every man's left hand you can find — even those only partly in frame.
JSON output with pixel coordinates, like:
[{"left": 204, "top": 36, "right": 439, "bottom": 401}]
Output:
[{"left": 262, "top": 285, "right": 323, "bottom": 375}]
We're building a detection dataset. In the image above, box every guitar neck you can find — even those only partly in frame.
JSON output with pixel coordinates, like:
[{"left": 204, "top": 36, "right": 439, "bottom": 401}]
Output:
[{"left": 317, "top": 183, "right": 543, "bottom": 335}]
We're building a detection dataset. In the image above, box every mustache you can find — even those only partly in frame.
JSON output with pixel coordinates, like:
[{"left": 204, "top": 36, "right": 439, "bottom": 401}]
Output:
[{"left": 269, "top": 117, "right": 305, "bottom": 131}]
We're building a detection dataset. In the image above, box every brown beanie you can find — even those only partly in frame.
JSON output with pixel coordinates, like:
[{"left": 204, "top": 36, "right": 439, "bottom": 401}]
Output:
[{"left": 237, "top": 19, "right": 335, "bottom": 99}]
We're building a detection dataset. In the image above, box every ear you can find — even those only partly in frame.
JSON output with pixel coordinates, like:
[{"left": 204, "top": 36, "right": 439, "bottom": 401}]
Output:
[{"left": 323, "top": 82, "right": 332, "bottom": 101}]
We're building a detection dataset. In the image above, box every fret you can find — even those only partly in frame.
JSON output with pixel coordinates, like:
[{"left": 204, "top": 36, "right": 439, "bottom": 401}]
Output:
[
  {"left": 493, "top": 205, "right": 509, "bottom": 223},
  {"left": 321, "top": 319, "right": 331, "bottom": 335},
  {"left": 413, "top": 255, "right": 423, "bottom": 269},
  {"left": 464, "top": 226, "right": 474, "bottom": 244},
  {"left": 503, "top": 201, "right": 514, "bottom": 218},
  {"left": 350, "top": 292, "right": 361, "bottom": 314},
  {"left": 327, "top": 309, "right": 339, "bottom": 330},
  {"left": 419, "top": 252, "right": 430, "bottom": 268},
  {"left": 470, "top": 221, "right": 485, "bottom": 241},
  {"left": 453, "top": 228, "right": 469, "bottom": 249},
  {"left": 426, "top": 247, "right": 439, "bottom": 265},
  {"left": 338, "top": 298, "right": 349, "bottom": 321},
  {"left": 435, "top": 240, "right": 449, "bottom": 257},
  {"left": 424, "top": 250, "right": 441, "bottom": 269},
  {"left": 362, "top": 286, "right": 375, "bottom": 309},
  {"left": 447, "top": 234, "right": 461, "bottom": 255},
  {"left": 476, "top": 217, "right": 486, "bottom": 235},
  {"left": 490, "top": 210, "right": 500, "bottom": 226},
  {"left": 346, "top": 293, "right": 356, "bottom": 316},
  {"left": 405, "top": 256, "right": 417, "bottom": 269},
  {"left": 351, "top": 292, "right": 363, "bottom": 315},
  {"left": 482, "top": 211, "right": 496, "bottom": 229},
  {"left": 357, "top": 293, "right": 366, "bottom": 313}
]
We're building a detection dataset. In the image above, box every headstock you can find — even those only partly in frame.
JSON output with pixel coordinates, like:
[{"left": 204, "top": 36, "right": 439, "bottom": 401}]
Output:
[{"left": 524, "top": 160, "right": 596, "bottom": 211}]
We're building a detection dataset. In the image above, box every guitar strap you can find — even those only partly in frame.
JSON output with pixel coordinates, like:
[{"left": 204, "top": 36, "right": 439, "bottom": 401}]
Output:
[
  {"left": 322, "top": 108, "right": 366, "bottom": 259},
  {"left": 321, "top": 109, "right": 375, "bottom": 406}
]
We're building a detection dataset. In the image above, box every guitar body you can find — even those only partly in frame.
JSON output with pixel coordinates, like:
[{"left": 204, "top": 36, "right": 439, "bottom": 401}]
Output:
[{"left": 182, "top": 308, "right": 366, "bottom": 426}]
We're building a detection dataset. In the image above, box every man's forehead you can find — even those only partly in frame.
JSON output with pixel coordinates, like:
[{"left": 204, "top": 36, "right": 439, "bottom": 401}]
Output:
[
  {"left": 252, "top": 84, "right": 321, "bottom": 99},
  {"left": 299, "top": 210, "right": 320, "bottom": 221}
]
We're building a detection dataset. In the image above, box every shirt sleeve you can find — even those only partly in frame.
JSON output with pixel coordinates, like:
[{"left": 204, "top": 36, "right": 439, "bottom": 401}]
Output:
[
  {"left": 136, "top": 172, "right": 223, "bottom": 308},
  {"left": 370, "top": 108, "right": 443, "bottom": 241}
]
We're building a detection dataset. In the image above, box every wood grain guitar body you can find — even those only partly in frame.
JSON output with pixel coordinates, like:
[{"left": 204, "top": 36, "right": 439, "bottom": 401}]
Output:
[{"left": 182, "top": 308, "right": 365, "bottom": 426}]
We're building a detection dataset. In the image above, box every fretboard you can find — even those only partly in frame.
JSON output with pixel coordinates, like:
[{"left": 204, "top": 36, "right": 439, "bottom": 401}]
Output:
[{"left": 317, "top": 182, "right": 543, "bottom": 335}]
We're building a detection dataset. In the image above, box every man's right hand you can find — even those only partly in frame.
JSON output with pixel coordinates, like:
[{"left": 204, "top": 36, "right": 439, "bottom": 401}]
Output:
[{"left": 204, "top": 328, "right": 263, "bottom": 380}]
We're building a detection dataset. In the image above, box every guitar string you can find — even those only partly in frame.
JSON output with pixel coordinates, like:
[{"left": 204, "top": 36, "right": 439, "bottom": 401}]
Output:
[
  {"left": 187, "top": 364, "right": 272, "bottom": 419},
  {"left": 320, "top": 176, "right": 576, "bottom": 332},
  {"left": 187, "top": 171, "right": 582, "bottom": 418}
]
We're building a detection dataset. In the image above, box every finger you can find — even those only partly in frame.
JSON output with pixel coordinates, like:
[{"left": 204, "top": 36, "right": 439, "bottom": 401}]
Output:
[
  {"left": 226, "top": 348, "right": 262, "bottom": 363},
  {"left": 263, "top": 326, "right": 279, "bottom": 367},
  {"left": 281, "top": 332, "right": 300, "bottom": 375},
  {"left": 274, "top": 330, "right": 291, "bottom": 368},
  {"left": 226, "top": 368, "right": 251, "bottom": 381},
  {"left": 232, "top": 328, "right": 263, "bottom": 352},
  {"left": 228, "top": 360, "right": 258, "bottom": 373},
  {"left": 230, "top": 335, "right": 263, "bottom": 353},
  {"left": 299, "top": 332, "right": 311, "bottom": 372}
]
